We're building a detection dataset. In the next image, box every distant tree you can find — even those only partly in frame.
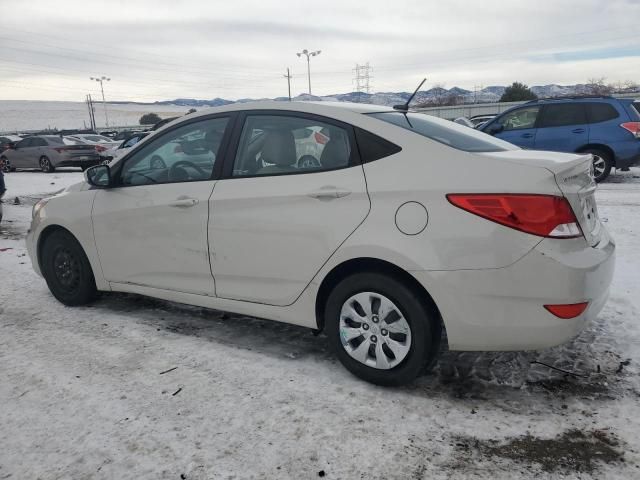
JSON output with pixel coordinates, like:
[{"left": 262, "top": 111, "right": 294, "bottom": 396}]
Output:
[
  {"left": 139, "top": 113, "right": 162, "bottom": 125},
  {"left": 500, "top": 82, "right": 538, "bottom": 102},
  {"left": 585, "top": 78, "right": 613, "bottom": 96},
  {"left": 187, "top": 108, "right": 197, "bottom": 114}
]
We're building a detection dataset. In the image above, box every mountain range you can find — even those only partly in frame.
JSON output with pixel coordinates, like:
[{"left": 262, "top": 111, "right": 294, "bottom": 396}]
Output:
[{"left": 143, "top": 84, "right": 639, "bottom": 108}]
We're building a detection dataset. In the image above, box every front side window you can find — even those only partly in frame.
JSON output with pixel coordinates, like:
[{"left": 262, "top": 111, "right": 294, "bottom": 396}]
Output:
[
  {"left": 120, "top": 117, "right": 229, "bottom": 186},
  {"left": 232, "top": 115, "right": 352, "bottom": 177},
  {"left": 369, "top": 112, "right": 516, "bottom": 152},
  {"left": 538, "top": 104, "right": 587, "bottom": 128},
  {"left": 500, "top": 107, "right": 540, "bottom": 131}
]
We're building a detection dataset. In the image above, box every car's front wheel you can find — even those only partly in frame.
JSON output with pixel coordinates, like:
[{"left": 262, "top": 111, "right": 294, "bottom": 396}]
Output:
[
  {"left": 325, "top": 272, "right": 440, "bottom": 386},
  {"left": 40, "top": 156, "right": 55, "bottom": 173},
  {"left": 41, "top": 229, "right": 98, "bottom": 305}
]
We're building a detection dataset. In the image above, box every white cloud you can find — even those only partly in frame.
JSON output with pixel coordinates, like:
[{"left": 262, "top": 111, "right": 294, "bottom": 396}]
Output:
[{"left": 0, "top": 0, "right": 638, "bottom": 100}]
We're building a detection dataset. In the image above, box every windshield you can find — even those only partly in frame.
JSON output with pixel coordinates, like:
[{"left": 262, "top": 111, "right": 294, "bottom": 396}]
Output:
[{"left": 368, "top": 112, "right": 518, "bottom": 152}]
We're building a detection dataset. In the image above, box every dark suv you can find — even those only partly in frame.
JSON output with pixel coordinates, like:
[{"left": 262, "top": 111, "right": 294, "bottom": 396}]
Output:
[{"left": 481, "top": 96, "right": 640, "bottom": 181}]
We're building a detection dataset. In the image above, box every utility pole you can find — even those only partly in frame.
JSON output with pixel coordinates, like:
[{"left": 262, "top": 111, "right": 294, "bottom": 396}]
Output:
[
  {"left": 284, "top": 68, "right": 292, "bottom": 101},
  {"left": 473, "top": 85, "right": 483, "bottom": 104},
  {"left": 90, "top": 76, "right": 111, "bottom": 127},
  {"left": 353, "top": 62, "right": 373, "bottom": 102},
  {"left": 86, "top": 94, "right": 97, "bottom": 131},
  {"left": 296, "top": 49, "right": 321, "bottom": 95}
]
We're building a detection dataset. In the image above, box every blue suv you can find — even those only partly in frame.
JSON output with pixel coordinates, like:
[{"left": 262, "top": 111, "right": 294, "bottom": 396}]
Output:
[{"left": 481, "top": 96, "right": 640, "bottom": 181}]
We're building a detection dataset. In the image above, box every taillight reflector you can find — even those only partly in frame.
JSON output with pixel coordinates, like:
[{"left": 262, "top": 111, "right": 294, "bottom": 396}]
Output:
[
  {"left": 446, "top": 194, "right": 582, "bottom": 238},
  {"left": 620, "top": 122, "right": 640, "bottom": 138},
  {"left": 544, "top": 302, "right": 589, "bottom": 319}
]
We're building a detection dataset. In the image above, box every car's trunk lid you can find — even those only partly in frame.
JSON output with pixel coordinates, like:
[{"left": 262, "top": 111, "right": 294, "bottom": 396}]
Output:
[
  {"left": 480, "top": 149, "right": 602, "bottom": 246},
  {"left": 552, "top": 153, "right": 602, "bottom": 247}
]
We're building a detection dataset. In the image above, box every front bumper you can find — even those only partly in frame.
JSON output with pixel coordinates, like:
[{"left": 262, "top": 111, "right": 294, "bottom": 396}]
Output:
[{"left": 413, "top": 229, "right": 616, "bottom": 351}]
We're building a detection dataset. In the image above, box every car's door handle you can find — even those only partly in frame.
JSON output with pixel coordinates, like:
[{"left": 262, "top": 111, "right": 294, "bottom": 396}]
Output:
[
  {"left": 521, "top": 133, "right": 534, "bottom": 138},
  {"left": 169, "top": 197, "right": 199, "bottom": 208},
  {"left": 307, "top": 186, "right": 352, "bottom": 200},
  {"left": 572, "top": 128, "right": 585, "bottom": 134}
]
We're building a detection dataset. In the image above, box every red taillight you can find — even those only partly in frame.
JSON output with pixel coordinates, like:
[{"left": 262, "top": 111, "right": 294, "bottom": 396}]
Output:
[
  {"left": 314, "top": 132, "right": 329, "bottom": 145},
  {"left": 446, "top": 194, "right": 583, "bottom": 238},
  {"left": 95, "top": 145, "right": 107, "bottom": 152},
  {"left": 544, "top": 302, "right": 589, "bottom": 319},
  {"left": 620, "top": 122, "right": 640, "bottom": 138},
  {"left": 53, "top": 147, "right": 69, "bottom": 153}
]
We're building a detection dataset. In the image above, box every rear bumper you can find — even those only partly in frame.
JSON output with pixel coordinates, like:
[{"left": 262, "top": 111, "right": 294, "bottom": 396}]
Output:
[
  {"left": 613, "top": 143, "right": 640, "bottom": 169},
  {"left": 413, "top": 229, "right": 615, "bottom": 351},
  {"left": 54, "top": 157, "right": 102, "bottom": 168}
]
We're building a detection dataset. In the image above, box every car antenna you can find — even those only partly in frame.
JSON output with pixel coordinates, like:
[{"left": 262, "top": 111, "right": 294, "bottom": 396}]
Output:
[{"left": 393, "top": 78, "right": 426, "bottom": 112}]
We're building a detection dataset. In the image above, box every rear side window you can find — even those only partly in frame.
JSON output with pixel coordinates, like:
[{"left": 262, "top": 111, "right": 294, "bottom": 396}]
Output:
[
  {"left": 632, "top": 102, "right": 640, "bottom": 117},
  {"left": 355, "top": 128, "right": 402, "bottom": 162},
  {"left": 586, "top": 103, "right": 620, "bottom": 123},
  {"left": 369, "top": 112, "right": 517, "bottom": 152},
  {"left": 538, "top": 104, "right": 587, "bottom": 128}
]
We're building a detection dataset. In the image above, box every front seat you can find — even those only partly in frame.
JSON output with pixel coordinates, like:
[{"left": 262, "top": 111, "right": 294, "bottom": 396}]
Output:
[{"left": 257, "top": 130, "right": 297, "bottom": 175}]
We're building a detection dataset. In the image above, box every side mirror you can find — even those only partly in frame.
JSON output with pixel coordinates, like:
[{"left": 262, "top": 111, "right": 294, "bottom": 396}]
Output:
[
  {"left": 486, "top": 122, "right": 504, "bottom": 135},
  {"left": 85, "top": 164, "right": 112, "bottom": 188}
]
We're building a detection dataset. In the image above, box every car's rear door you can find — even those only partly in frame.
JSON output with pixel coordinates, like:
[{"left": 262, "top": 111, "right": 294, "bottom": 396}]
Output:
[
  {"left": 91, "top": 115, "right": 233, "bottom": 295},
  {"left": 534, "top": 103, "right": 588, "bottom": 153},
  {"left": 208, "top": 111, "right": 370, "bottom": 306}
]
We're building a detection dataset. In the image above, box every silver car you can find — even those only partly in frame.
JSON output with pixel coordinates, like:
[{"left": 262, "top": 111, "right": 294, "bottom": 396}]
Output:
[{"left": 0, "top": 136, "right": 102, "bottom": 172}]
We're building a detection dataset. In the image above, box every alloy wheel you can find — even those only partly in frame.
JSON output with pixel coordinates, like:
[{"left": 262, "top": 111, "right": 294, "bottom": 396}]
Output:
[
  {"left": 53, "top": 248, "right": 81, "bottom": 292},
  {"left": 40, "top": 157, "right": 51, "bottom": 172},
  {"left": 592, "top": 155, "right": 606, "bottom": 180},
  {"left": 339, "top": 292, "right": 412, "bottom": 370}
]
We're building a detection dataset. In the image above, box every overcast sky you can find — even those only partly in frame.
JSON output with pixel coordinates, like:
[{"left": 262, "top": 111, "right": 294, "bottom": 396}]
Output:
[{"left": 0, "top": 0, "right": 638, "bottom": 102}]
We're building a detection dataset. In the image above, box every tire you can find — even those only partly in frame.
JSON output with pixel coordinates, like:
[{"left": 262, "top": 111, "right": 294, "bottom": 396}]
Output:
[
  {"left": 0, "top": 156, "right": 9, "bottom": 173},
  {"left": 325, "top": 272, "right": 440, "bottom": 386},
  {"left": 583, "top": 149, "right": 612, "bottom": 183},
  {"left": 40, "top": 156, "right": 55, "bottom": 173},
  {"left": 41, "top": 229, "right": 98, "bottom": 306}
]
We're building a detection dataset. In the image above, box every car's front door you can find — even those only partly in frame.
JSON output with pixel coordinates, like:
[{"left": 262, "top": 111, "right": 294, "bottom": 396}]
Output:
[
  {"left": 492, "top": 106, "right": 540, "bottom": 148},
  {"left": 91, "top": 116, "right": 232, "bottom": 295},
  {"left": 10, "top": 138, "right": 33, "bottom": 168},
  {"left": 208, "top": 112, "right": 370, "bottom": 306},
  {"left": 533, "top": 103, "right": 589, "bottom": 153}
]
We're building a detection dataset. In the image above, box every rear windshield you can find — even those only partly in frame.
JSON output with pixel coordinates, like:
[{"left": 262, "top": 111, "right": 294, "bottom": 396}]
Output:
[
  {"left": 49, "top": 137, "right": 87, "bottom": 146},
  {"left": 368, "top": 112, "right": 518, "bottom": 152},
  {"left": 83, "top": 135, "right": 112, "bottom": 142}
]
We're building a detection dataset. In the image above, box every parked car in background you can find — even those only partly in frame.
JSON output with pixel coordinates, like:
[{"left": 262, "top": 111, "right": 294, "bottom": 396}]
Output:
[
  {"left": 481, "top": 96, "right": 640, "bottom": 181},
  {"left": 470, "top": 114, "right": 496, "bottom": 128},
  {"left": 453, "top": 117, "right": 475, "bottom": 128},
  {"left": 68, "top": 133, "right": 120, "bottom": 161},
  {"left": 112, "top": 130, "right": 145, "bottom": 141},
  {"left": 27, "top": 101, "right": 614, "bottom": 386},
  {"left": 151, "top": 117, "right": 179, "bottom": 131},
  {"left": 0, "top": 135, "right": 101, "bottom": 172},
  {"left": 0, "top": 135, "right": 23, "bottom": 154}
]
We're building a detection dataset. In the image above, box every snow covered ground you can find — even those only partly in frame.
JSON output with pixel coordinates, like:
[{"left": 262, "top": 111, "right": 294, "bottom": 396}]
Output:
[{"left": 1, "top": 168, "right": 639, "bottom": 479}]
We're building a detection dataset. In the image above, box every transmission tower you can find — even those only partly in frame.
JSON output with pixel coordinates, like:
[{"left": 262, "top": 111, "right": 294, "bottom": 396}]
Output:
[{"left": 353, "top": 62, "right": 373, "bottom": 101}]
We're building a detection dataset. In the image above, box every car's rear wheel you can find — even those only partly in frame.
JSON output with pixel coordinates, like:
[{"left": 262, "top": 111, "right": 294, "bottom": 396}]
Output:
[
  {"left": 325, "top": 272, "right": 440, "bottom": 386},
  {"left": 0, "top": 156, "right": 9, "bottom": 172},
  {"left": 583, "top": 149, "right": 612, "bottom": 183},
  {"left": 40, "top": 156, "right": 55, "bottom": 173},
  {"left": 41, "top": 229, "right": 98, "bottom": 305}
]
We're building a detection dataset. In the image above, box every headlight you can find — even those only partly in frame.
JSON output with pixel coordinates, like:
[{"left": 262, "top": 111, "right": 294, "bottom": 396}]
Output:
[{"left": 32, "top": 198, "right": 50, "bottom": 219}]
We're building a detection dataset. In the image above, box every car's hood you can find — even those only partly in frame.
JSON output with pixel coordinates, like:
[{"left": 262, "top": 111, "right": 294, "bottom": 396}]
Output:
[
  {"left": 64, "top": 181, "right": 90, "bottom": 193},
  {"left": 478, "top": 149, "right": 591, "bottom": 174}
]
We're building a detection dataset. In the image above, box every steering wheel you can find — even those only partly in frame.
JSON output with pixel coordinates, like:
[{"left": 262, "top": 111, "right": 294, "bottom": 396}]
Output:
[{"left": 168, "top": 160, "right": 207, "bottom": 181}]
